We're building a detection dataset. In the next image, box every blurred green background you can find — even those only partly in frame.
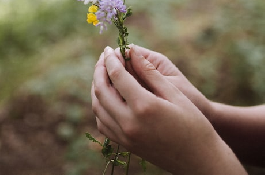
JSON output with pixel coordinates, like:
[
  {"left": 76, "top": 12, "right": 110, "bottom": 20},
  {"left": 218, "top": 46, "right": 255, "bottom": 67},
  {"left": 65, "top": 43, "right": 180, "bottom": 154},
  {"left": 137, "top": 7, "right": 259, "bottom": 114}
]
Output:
[{"left": 0, "top": 0, "right": 264, "bottom": 174}]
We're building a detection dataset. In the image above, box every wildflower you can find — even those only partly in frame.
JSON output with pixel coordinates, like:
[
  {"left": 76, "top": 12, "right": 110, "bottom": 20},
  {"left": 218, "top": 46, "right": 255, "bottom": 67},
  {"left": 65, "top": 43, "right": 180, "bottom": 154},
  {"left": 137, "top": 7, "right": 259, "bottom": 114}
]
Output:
[
  {"left": 88, "top": 5, "right": 98, "bottom": 13},
  {"left": 87, "top": 13, "right": 99, "bottom": 25},
  {"left": 86, "top": 4, "right": 99, "bottom": 25},
  {"left": 96, "top": 0, "right": 127, "bottom": 22},
  {"left": 95, "top": 0, "right": 127, "bottom": 33},
  {"left": 77, "top": 0, "right": 97, "bottom": 5},
  {"left": 77, "top": 0, "right": 132, "bottom": 58}
]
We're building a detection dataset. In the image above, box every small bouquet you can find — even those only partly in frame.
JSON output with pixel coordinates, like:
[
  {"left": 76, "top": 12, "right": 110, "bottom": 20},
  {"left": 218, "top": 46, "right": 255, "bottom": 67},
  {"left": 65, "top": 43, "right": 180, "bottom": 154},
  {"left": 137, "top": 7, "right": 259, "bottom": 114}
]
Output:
[
  {"left": 78, "top": 0, "right": 132, "bottom": 60},
  {"left": 77, "top": 0, "right": 144, "bottom": 174}
]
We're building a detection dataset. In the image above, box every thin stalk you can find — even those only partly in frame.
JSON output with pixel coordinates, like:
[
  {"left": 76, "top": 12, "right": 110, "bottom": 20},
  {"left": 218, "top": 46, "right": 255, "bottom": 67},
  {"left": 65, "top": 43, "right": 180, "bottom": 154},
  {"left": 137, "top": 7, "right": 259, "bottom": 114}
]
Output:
[
  {"left": 103, "top": 161, "right": 111, "bottom": 175},
  {"left": 114, "top": 11, "right": 129, "bottom": 61},
  {"left": 111, "top": 145, "right": 120, "bottom": 175},
  {"left": 125, "top": 152, "right": 131, "bottom": 175}
]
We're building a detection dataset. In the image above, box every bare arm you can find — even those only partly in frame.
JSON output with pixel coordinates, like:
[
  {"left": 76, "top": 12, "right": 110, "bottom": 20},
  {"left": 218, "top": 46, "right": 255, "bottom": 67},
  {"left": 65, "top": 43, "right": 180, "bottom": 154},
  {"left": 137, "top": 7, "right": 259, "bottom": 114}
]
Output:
[{"left": 209, "top": 103, "right": 265, "bottom": 167}]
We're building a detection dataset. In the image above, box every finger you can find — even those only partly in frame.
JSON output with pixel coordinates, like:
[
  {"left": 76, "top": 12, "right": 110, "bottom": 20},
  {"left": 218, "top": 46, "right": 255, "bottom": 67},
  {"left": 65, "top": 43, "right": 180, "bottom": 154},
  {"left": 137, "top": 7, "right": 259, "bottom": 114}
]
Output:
[
  {"left": 95, "top": 117, "right": 119, "bottom": 144},
  {"left": 114, "top": 45, "right": 146, "bottom": 81},
  {"left": 114, "top": 45, "right": 132, "bottom": 62},
  {"left": 104, "top": 46, "right": 153, "bottom": 106},
  {"left": 125, "top": 60, "right": 151, "bottom": 91},
  {"left": 129, "top": 45, "right": 182, "bottom": 104},
  {"left": 130, "top": 45, "right": 178, "bottom": 76},
  {"left": 93, "top": 52, "right": 128, "bottom": 118},
  {"left": 125, "top": 58, "right": 142, "bottom": 83},
  {"left": 114, "top": 45, "right": 140, "bottom": 80},
  {"left": 114, "top": 47, "right": 125, "bottom": 67},
  {"left": 91, "top": 83, "right": 121, "bottom": 130},
  {"left": 115, "top": 45, "right": 150, "bottom": 90},
  {"left": 92, "top": 83, "right": 126, "bottom": 144}
]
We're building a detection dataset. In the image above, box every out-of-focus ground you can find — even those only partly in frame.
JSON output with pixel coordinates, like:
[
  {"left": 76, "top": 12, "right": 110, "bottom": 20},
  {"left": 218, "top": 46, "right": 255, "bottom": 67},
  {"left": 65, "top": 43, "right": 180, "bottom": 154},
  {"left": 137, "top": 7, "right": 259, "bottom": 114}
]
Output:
[{"left": 0, "top": 0, "right": 265, "bottom": 174}]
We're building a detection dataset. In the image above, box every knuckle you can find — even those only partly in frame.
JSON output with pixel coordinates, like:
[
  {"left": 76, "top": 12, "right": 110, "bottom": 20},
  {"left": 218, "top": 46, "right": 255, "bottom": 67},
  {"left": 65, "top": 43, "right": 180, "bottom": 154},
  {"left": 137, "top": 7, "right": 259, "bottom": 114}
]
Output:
[
  {"left": 144, "top": 60, "right": 156, "bottom": 72},
  {"left": 108, "top": 65, "right": 122, "bottom": 80},
  {"left": 122, "top": 123, "right": 140, "bottom": 142},
  {"left": 96, "top": 120, "right": 104, "bottom": 134},
  {"left": 98, "top": 126, "right": 104, "bottom": 135},
  {"left": 94, "top": 82, "right": 104, "bottom": 99},
  {"left": 94, "top": 87, "right": 101, "bottom": 99},
  {"left": 133, "top": 99, "right": 153, "bottom": 116},
  {"left": 91, "top": 104, "right": 98, "bottom": 116}
]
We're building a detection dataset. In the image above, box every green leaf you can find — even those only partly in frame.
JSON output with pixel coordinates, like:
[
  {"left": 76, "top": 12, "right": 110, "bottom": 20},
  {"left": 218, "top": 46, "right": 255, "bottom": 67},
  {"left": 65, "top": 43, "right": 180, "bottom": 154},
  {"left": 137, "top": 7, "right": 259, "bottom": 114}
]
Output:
[
  {"left": 140, "top": 158, "right": 147, "bottom": 172},
  {"left": 85, "top": 133, "right": 102, "bottom": 146},
  {"left": 113, "top": 159, "right": 127, "bottom": 167},
  {"left": 102, "top": 138, "right": 113, "bottom": 158},
  {"left": 124, "top": 7, "right": 132, "bottom": 20},
  {"left": 119, "top": 152, "right": 130, "bottom": 157},
  {"left": 102, "top": 145, "right": 113, "bottom": 158}
]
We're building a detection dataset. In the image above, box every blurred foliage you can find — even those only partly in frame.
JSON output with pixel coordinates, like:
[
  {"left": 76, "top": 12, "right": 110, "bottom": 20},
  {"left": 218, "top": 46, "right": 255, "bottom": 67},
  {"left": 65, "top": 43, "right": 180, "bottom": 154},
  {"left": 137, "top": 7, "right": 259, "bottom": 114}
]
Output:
[
  {"left": 0, "top": 0, "right": 96, "bottom": 103},
  {"left": 209, "top": 0, "right": 265, "bottom": 104},
  {"left": 0, "top": 0, "right": 265, "bottom": 174},
  {"left": 0, "top": 0, "right": 89, "bottom": 58},
  {"left": 65, "top": 136, "right": 104, "bottom": 175}
]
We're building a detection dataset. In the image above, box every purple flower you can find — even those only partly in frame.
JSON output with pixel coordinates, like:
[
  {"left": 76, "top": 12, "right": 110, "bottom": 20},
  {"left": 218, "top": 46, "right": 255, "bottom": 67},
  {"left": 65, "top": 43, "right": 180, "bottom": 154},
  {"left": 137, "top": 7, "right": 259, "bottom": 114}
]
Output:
[{"left": 95, "top": 0, "right": 127, "bottom": 33}]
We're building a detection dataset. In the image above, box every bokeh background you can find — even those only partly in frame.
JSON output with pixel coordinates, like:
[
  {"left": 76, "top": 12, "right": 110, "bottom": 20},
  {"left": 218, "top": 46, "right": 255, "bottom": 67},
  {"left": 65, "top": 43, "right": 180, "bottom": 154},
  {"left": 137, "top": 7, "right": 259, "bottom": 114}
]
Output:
[{"left": 0, "top": 0, "right": 265, "bottom": 174}]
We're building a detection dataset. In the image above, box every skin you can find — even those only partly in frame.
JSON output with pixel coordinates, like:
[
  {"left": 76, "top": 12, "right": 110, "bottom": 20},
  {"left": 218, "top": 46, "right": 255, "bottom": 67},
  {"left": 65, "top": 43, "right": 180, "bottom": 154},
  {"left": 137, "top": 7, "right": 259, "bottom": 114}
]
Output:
[
  {"left": 119, "top": 45, "right": 265, "bottom": 167},
  {"left": 91, "top": 45, "right": 248, "bottom": 174},
  {"left": 209, "top": 103, "right": 265, "bottom": 167}
]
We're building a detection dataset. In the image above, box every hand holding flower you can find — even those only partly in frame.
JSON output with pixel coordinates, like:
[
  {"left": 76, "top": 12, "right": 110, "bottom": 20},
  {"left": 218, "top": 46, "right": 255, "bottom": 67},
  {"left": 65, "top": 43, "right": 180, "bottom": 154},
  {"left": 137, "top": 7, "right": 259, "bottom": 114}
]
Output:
[{"left": 91, "top": 46, "right": 247, "bottom": 175}]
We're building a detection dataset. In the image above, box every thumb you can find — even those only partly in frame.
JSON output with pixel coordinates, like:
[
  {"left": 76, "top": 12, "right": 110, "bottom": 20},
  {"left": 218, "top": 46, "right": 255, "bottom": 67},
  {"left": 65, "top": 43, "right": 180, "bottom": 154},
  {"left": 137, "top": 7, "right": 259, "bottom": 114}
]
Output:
[{"left": 129, "top": 45, "right": 181, "bottom": 102}]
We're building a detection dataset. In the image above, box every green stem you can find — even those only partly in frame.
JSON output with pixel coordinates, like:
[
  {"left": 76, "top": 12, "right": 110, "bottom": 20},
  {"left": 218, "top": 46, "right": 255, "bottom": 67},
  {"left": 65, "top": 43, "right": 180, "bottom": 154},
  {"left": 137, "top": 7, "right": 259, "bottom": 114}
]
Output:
[
  {"left": 111, "top": 145, "right": 120, "bottom": 175},
  {"left": 125, "top": 152, "right": 131, "bottom": 175},
  {"left": 114, "top": 11, "right": 129, "bottom": 61},
  {"left": 103, "top": 161, "right": 111, "bottom": 175},
  {"left": 118, "top": 24, "right": 126, "bottom": 59}
]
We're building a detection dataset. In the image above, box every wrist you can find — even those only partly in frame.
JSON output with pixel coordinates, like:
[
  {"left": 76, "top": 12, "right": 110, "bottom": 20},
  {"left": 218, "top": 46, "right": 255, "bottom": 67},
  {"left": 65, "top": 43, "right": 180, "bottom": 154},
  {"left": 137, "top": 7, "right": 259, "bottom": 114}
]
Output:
[{"left": 169, "top": 122, "right": 247, "bottom": 175}]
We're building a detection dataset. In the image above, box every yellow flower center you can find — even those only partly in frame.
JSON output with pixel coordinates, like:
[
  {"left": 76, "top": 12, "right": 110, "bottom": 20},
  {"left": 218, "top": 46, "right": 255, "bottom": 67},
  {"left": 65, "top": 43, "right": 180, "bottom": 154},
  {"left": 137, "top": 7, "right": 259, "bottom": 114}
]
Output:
[
  {"left": 88, "top": 5, "right": 98, "bottom": 13},
  {"left": 87, "top": 5, "right": 99, "bottom": 26},
  {"left": 87, "top": 13, "right": 99, "bottom": 25}
]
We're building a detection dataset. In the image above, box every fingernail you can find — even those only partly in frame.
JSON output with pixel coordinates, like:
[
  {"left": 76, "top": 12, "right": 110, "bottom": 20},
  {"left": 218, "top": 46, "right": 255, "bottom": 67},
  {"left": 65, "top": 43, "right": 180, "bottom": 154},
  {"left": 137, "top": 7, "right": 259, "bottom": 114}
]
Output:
[
  {"left": 114, "top": 47, "right": 120, "bottom": 53},
  {"left": 131, "top": 45, "right": 142, "bottom": 58},
  {"left": 129, "top": 43, "right": 134, "bottom": 48},
  {"left": 104, "top": 46, "right": 113, "bottom": 55}
]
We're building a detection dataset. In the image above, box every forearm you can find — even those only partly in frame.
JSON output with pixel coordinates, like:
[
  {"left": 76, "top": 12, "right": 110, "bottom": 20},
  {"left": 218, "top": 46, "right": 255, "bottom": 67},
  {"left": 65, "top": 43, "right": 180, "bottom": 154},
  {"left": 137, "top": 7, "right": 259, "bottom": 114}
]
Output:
[
  {"left": 169, "top": 131, "right": 247, "bottom": 175},
  {"left": 209, "top": 102, "right": 265, "bottom": 166}
]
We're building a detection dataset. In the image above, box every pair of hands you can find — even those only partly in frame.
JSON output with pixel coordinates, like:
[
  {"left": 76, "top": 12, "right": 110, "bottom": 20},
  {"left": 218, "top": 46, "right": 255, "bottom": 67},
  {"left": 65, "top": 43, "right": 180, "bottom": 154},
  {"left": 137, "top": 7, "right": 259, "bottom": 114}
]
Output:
[{"left": 91, "top": 45, "right": 247, "bottom": 174}]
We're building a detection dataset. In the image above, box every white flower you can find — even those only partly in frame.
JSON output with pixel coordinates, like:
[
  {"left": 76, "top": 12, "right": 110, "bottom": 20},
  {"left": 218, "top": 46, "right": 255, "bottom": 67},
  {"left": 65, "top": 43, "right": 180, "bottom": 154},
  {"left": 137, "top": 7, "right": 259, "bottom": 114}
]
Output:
[{"left": 78, "top": 0, "right": 97, "bottom": 5}]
